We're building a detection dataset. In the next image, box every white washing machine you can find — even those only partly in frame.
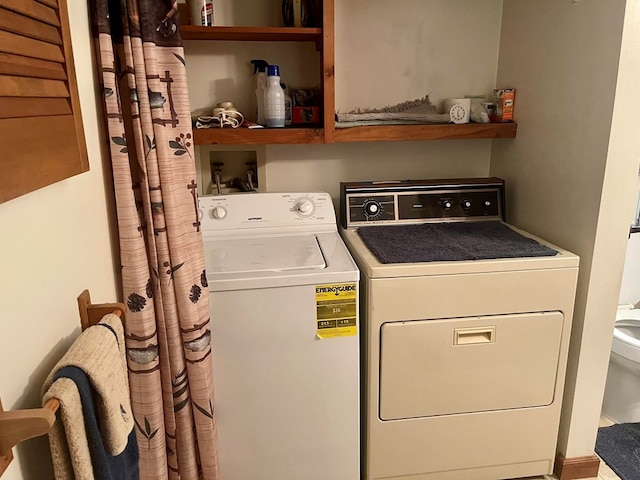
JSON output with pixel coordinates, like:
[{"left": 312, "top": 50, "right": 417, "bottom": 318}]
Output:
[
  {"left": 339, "top": 178, "right": 579, "bottom": 480},
  {"left": 200, "top": 192, "right": 359, "bottom": 480}
]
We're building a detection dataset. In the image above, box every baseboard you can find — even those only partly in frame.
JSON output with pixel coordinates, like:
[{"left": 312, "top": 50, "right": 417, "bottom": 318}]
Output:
[{"left": 554, "top": 453, "right": 600, "bottom": 480}]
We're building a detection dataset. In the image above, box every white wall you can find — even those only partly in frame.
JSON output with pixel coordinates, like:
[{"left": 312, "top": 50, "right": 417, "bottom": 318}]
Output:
[
  {"left": 264, "top": 141, "right": 491, "bottom": 204},
  {"left": 491, "top": 0, "right": 640, "bottom": 459},
  {"left": 335, "top": 0, "right": 503, "bottom": 113},
  {"left": 0, "top": 4, "right": 119, "bottom": 479}
]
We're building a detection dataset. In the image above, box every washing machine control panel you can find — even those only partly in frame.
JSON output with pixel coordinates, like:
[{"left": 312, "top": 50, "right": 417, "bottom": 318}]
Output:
[
  {"left": 199, "top": 192, "right": 337, "bottom": 233},
  {"left": 341, "top": 178, "right": 505, "bottom": 228}
]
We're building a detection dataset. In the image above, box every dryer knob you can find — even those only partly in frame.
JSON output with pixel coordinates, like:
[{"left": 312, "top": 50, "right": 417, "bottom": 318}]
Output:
[
  {"left": 211, "top": 206, "right": 227, "bottom": 219},
  {"left": 364, "top": 200, "right": 381, "bottom": 217},
  {"left": 461, "top": 199, "right": 472, "bottom": 210},
  {"left": 441, "top": 200, "right": 452, "bottom": 210}
]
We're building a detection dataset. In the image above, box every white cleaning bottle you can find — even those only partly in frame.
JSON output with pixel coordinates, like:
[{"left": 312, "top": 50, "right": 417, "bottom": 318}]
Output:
[
  {"left": 264, "top": 65, "right": 285, "bottom": 128},
  {"left": 251, "top": 59, "right": 269, "bottom": 125}
]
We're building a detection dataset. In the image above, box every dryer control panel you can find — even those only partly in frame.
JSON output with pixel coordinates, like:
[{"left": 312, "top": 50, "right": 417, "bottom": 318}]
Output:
[{"left": 340, "top": 177, "right": 505, "bottom": 228}]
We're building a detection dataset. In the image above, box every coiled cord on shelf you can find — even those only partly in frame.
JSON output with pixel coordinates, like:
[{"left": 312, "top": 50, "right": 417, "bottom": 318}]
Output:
[
  {"left": 195, "top": 102, "right": 244, "bottom": 129},
  {"left": 196, "top": 109, "right": 244, "bottom": 129}
]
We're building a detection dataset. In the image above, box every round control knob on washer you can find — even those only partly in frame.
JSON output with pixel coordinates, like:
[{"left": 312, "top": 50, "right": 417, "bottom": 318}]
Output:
[
  {"left": 441, "top": 200, "right": 452, "bottom": 210},
  {"left": 364, "top": 200, "right": 381, "bottom": 217},
  {"left": 461, "top": 199, "right": 472, "bottom": 210},
  {"left": 211, "top": 206, "right": 227, "bottom": 220},
  {"left": 294, "top": 198, "right": 315, "bottom": 216},
  {"left": 484, "top": 200, "right": 492, "bottom": 207}
]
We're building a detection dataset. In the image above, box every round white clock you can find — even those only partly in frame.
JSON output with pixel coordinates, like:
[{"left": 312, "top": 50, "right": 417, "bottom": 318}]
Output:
[{"left": 449, "top": 103, "right": 469, "bottom": 124}]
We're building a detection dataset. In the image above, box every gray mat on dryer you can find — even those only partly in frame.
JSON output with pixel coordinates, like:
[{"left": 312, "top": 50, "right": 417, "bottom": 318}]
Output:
[
  {"left": 356, "top": 221, "right": 558, "bottom": 264},
  {"left": 595, "top": 422, "right": 640, "bottom": 480}
]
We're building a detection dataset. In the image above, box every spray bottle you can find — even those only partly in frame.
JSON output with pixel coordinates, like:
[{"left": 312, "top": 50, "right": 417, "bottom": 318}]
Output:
[{"left": 250, "top": 59, "right": 269, "bottom": 125}]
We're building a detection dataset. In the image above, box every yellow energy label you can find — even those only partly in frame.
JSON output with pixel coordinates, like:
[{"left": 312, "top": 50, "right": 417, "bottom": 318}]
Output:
[{"left": 315, "top": 283, "right": 357, "bottom": 338}]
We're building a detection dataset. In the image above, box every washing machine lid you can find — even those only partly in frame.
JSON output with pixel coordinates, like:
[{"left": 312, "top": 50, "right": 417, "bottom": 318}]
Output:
[
  {"left": 204, "top": 231, "right": 359, "bottom": 291},
  {"left": 205, "top": 234, "right": 326, "bottom": 275}
]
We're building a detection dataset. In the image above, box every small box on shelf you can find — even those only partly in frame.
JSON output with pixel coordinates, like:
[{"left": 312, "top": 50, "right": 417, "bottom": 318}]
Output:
[
  {"left": 293, "top": 106, "right": 319, "bottom": 124},
  {"left": 291, "top": 87, "right": 321, "bottom": 125},
  {"left": 490, "top": 88, "right": 515, "bottom": 123}
]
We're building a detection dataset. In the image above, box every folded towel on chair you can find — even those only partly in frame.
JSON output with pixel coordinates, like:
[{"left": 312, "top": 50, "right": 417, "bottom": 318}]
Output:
[{"left": 42, "top": 314, "right": 138, "bottom": 480}]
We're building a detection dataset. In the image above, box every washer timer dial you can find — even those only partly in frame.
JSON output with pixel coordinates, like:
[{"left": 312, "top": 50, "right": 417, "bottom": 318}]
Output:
[
  {"left": 211, "top": 206, "right": 227, "bottom": 219},
  {"left": 294, "top": 197, "right": 316, "bottom": 217}
]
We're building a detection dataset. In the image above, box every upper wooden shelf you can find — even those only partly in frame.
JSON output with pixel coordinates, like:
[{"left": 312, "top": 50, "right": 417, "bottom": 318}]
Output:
[
  {"left": 181, "top": 25, "right": 322, "bottom": 42},
  {"left": 331, "top": 123, "right": 518, "bottom": 143}
]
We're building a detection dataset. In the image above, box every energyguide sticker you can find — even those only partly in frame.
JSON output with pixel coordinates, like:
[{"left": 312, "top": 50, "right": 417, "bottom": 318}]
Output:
[{"left": 315, "top": 283, "right": 357, "bottom": 339}]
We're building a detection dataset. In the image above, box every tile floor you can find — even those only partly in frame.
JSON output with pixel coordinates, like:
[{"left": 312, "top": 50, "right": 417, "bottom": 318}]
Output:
[{"left": 593, "top": 461, "right": 622, "bottom": 480}]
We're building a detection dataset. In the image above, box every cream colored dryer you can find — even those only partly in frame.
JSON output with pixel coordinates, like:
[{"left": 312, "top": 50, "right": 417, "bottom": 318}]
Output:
[{"left": 339, "top": 178, "right": 579, "bottom": 480}]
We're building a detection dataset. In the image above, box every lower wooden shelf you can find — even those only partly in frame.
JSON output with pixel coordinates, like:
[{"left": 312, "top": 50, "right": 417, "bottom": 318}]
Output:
[
  {"left": 193, "top": 127, "right": 324, "bottom": 145},
  {"left": 331, "top": 122, "right": 518, "bottom": 143},
  {"left": 192, "top": 123, "right": 518, "bottom": 145}
]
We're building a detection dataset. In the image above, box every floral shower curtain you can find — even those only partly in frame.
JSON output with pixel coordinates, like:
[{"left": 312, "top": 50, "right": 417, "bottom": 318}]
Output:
[{"left": 90, "top": 1, "right": 219, "bottom": 478}]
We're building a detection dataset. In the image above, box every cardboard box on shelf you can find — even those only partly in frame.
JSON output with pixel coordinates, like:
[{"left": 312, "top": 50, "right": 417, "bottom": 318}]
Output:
[
  {"left": 292, "top": 106, "right": 320, "bottom": 124},
  {"left": 291, "top": 87, "right": 321, "bottom": 124},
  {"left": 491, "top": 88, "right": 515, "bottom": 123}
]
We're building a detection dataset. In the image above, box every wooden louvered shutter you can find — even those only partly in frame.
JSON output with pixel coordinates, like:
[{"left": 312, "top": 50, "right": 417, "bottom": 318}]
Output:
[{"left": 0, "top": 0, "right": 88, "bottom": 204}]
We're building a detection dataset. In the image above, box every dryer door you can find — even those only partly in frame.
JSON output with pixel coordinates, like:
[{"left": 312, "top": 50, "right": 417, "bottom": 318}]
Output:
[{"left": 379, "top": 311, "right": 563, "bottom": 420}]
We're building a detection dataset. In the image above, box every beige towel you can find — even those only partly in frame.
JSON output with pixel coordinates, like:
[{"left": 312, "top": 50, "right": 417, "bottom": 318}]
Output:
[{"left": 42, "top": 314, "right": 134, "bottom": 480}]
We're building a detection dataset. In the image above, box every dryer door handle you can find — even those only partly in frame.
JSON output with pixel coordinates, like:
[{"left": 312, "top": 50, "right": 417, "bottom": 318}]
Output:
[{"left": 454, "top": 326, "right": 496, "bottom": 345}]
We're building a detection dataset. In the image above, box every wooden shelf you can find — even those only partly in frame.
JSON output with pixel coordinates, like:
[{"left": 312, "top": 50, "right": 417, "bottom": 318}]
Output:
[
  {"left": 194, "top": 127, "right": 325, "bottom": 145},
  {"left": 330, "top": 122, "right": 518, "bottom": 143},
  {"left": 193, "top": 123, "right": 517, "bottom": 145},
  {"left": 181, "top": 25, "right": 322, "bottom": 42},
  {"left": 181, "top": 2, "right": 519, "bottom": 147}
]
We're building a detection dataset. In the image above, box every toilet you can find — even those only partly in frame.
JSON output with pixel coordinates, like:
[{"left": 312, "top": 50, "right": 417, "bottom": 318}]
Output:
[{"left": 601, "top": 305, "right": 640, "bottom": 423}]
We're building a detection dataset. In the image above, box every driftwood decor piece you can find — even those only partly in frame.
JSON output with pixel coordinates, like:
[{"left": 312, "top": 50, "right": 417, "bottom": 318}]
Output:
[{"left": 335, "top": 95, "right": 451, "bottom": 125}]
